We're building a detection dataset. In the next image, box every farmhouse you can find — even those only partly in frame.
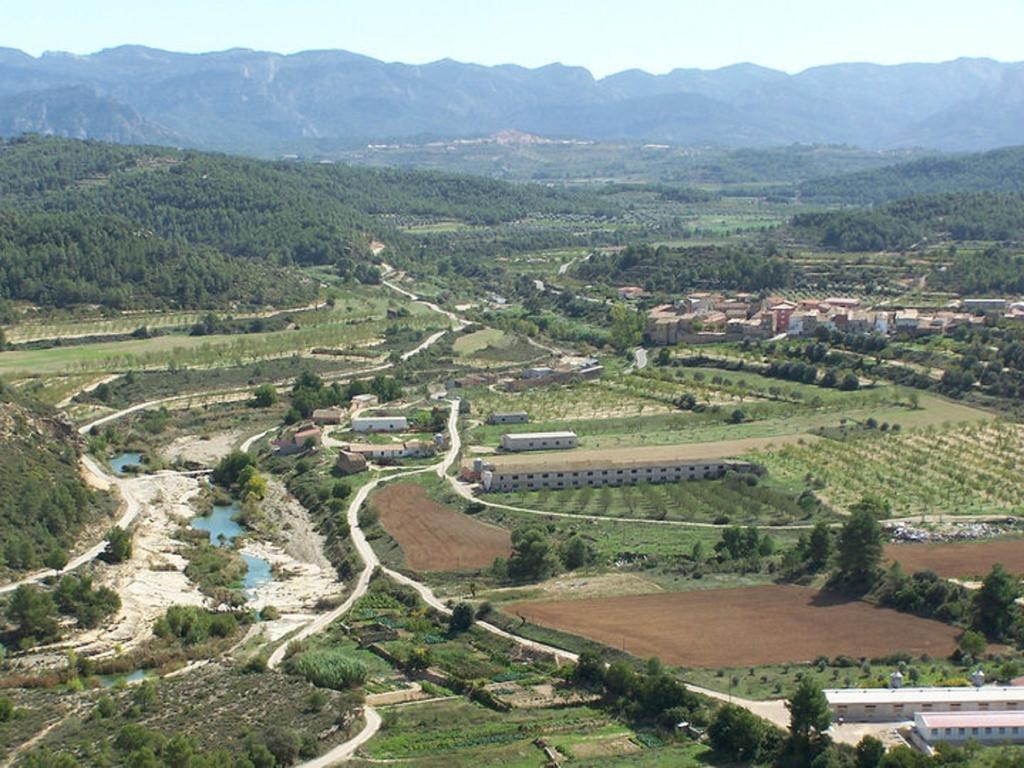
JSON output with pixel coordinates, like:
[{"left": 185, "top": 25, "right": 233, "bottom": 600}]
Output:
[
  {"left": 488, "top": 411, "right": 529, "bottom": 425},
  {"left": 475, "top": 443, "right": 753, "bottom": 492},
  {"left": 352, "top": 415, "right": 409, "bottom": 433},
  {"left": 914, "top": 711, "right": 1024, "bottom": 748},
  {"left": 351, "top": 393, "right": 379, "bottom": 409},
  {"left": 272, "top": 426, "right": 322, "bottom": 455},
  {"left": 346, "top": 440, "right": 435, "bottom": 461},
  {"left": 500, "top": 431, "right": 578, "bottom": 452},
  {"left": 825, "top": 687, "right": 1024, "bottom": 723},
  {"left": 312, "top": 406, "right": 347, "bottom": 424}
]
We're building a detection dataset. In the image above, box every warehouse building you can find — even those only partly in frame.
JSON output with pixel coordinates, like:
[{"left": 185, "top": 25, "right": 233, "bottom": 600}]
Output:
[
  {"left": 488, "top": 411, "right": 529, "bottom": 425},
  {"left": 500, "top": 431, "right": 578, "bottom": 452},
  {"left": 825, "top": 687, "right": 1024, "bottom": 723},
  {"left": 475, "top": 444, "right": 752, "bottom": 492}
]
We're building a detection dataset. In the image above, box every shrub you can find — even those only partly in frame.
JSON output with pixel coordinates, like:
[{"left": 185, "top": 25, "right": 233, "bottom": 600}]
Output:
[
  {"left": 448, "top": 602, "right": 475, "bottom": 634},
  {"left": 0, "top": 696, "right": 13, "bottom": 722},
  {"left": 102, "top": 527, "right": 133, "bottom": 563},
  {"left": 285, "top": 648, "right": 367, "bottom": 689}
]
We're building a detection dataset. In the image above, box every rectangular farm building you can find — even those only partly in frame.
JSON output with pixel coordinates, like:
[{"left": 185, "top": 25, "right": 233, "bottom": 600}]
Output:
[
  {"left": 352, "top": 416, "right": 409, "bottom": 433},
  {"left": 914, "top": 711, "right": 1024, "bottom": 747},
  {"left": 500, "top": 431, "right": 578, "bottom": 452},
  {"left": 826, "top": 687, "right": 1024, "bottom": 723},
  {"left": 478, "top": 443, "right": 752, "bottom": 492},
  {"left": 488, "top": 411, "right": 529, "bottom": 425}
]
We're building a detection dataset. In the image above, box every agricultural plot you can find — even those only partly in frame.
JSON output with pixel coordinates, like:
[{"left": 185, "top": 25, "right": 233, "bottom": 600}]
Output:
[
  {"left": 885, "top": 539, "right": 1024, "bottom": 579},
  {"left": 362, "top": 699, "right": 644, "bottom": 767},
  {"left": 370, "top": 482, "right": 511, "bottom": 571},
  {"left": 486, "top": 473, "right": 836, "bottom": 527},
  {"left": 758, "top": 421, "right": 1024, "bottom": 517},
  {"left": 464, "top": 380, "right": 674, "bottom": 424},
  {"left": 0, "top": 311, "right": 444, "bottom": 377},
  {"left": 509, "top": 585, "right": 960, "bottom": 668},
  {"left": 453, "top": 329, "right": 542, "bottom": 367}
]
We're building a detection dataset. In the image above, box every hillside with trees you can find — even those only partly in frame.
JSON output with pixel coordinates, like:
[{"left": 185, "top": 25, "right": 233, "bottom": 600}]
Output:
[
  {"left": 0, "top": 135, "right": 613, "bottom": 309},
  {"left": 799, "top": 146, "right": 1024, "bottom": 204},
  {"left": 790, "top": 193, "right": 1024, "bottom": 251},
  {"left": 0, "top": 389, "right": 108, "bottom": 574},
  {"left": 575, "top": 243, "right": 795, "bottom": 294}
]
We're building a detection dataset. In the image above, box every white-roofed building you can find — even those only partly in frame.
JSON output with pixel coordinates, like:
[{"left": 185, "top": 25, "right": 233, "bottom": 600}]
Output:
[
  {"left": 914, "top": 711, "right": 1024, "bottom": 747},
  {"left": 500, "top": 431, "right": 578, "bottom": 452},
  {"left": 826, "top": 687, "right": 1024, "bottom": 723}
]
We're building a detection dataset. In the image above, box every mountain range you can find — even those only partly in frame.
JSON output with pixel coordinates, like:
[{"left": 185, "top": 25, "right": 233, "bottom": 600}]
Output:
[{"left": 1, "top": 46, "right": 1023, "bottom": 153}]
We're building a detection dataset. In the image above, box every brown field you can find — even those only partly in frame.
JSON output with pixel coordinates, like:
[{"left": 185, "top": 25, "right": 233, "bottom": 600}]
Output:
[
  {"left": 372, "top": 482, "right": 511, "bottom": 571},
  {"left": 509, "top": 585, "right": 960, "bottom": 667},
  {"left": 885, "top": 539, "right": 1024, "bottom": 579}
]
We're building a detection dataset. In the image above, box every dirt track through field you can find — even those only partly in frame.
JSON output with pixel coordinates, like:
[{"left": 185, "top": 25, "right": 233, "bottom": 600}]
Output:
[
  {"left": 510, "top": 585, "right": 960, "bottom": 667},
  {"left": 885, "top": 540, "right": 1024, "bottom": 579},
  {"left": 372, "top": 482, "right": 511, "bottom": 571}
]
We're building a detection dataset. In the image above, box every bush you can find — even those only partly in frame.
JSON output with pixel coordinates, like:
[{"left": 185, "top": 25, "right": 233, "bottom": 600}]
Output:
[
  {"left": 101, "top": 526, "right": 133, "bottom": 563},
  {"left": 0, "top": 696, "right": 13, "bottom": 722},
  {"left": 285, "top": 648, "right": 367, "bottom": 690},
  {"left": 153, "top": 605, "right": 238, "bottom": 645},
  {"left": 448, "top": 602, "right": 475, "bottom": 634}
]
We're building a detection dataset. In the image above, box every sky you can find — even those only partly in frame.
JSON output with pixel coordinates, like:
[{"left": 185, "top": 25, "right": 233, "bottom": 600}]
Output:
[{"left": 4, "top": 0, "right": 1023, "bottom": 77}]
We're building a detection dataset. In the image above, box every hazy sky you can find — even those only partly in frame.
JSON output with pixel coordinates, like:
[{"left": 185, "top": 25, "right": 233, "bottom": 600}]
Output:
[{"left": 5, "top": 0, "right": 1023, "bottom": 77}]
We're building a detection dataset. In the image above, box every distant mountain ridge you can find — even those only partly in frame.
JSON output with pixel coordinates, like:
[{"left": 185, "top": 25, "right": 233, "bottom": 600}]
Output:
[{"left": 0, "top": 46, "right": 1023, "bottom": 152}]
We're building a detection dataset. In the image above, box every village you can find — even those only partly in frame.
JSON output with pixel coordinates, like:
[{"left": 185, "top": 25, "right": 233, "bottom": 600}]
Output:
[{"left": 641, "top": 290, "right": 1024, "bottom": 346}]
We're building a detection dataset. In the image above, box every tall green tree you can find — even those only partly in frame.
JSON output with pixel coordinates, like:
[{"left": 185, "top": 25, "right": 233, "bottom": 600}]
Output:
[
  {"left": 708, "top": 704, "right": 765, "bottom": 763},
  {"left": 972, "top": 563, "right": 1021, "bottom": 641},
  {"left": 806, "top": 522, "right": 832, "bottom": 571},
  {"left": 609, "top": 302, "right": 644, "bottom": 353},
  {"left": 834, "top": 501, "right": 884, "bottom": 593},
  {"left": 6, "top": 584, "right": 59, "bottom": 645},
  {"left": 507, "top": 527, "right": 560, "bottom": 583}
]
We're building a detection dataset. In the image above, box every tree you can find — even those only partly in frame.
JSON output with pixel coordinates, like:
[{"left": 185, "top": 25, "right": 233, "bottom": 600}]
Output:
[
  {"left": 6, "top": 584, "right": 59, "bottom": 645},
  {"left": 806, "top": 522, "right": 832, "bottom": 571},
  {"left": 609, "top": 302, "right": 644, "bottom": 353},
  {"left": 787, "top": 676, "right": 832, "bottom": 748},
  {"left": 102, "top": 526, "right": 133, "bottom": 563},
  {"left": 559, "top": 535, "right": 595, "bottom": 570},
  {"left": 855, "top": 736, "right": 886, "bottom": 768},
  {"left": 708, "top": 704, "right": 765, "bottom": 762},
  {"left": 972, "top": 563, "right": 1021, "bottom": 641},
  {"left": 251, "top": 384, "right": 278, "bottom": 408},
  {"left": 573, "top": 651, "right": 605, "bottom": 687},
  {"left": 958, "top": 629, "right": 987, "bottom": 659},
  {"left": 834, "top": 503, "right": 883, "bottom": 593},
  {"left": 507, "top": 527, "right": 560, "bottom": 583},
  {"left": 212, "top": 451, "right": 254, "bottom": 487},
  {"left": 0, "top": 696, "right": 13, "bottom": 722},
  {"left": 448, "top": 602, "right": 475, "bottom": 634}
]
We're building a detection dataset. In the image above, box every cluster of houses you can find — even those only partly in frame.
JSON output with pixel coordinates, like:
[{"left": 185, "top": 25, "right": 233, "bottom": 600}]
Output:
[
  {"left": 826, "top": 673, "right": 1024, "bottom": 752},
  {"left": 271, "top": 398, "right": 445, "bottom": 473},
  {"left": 645, "top": 292, "right": 1024, "bottom": 346}
]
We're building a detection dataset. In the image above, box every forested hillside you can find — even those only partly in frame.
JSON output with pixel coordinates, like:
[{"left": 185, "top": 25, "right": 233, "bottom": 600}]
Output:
[
  {"left": 791, "top": 193, "right": 1024, "bottom": 251},
  {"left": 799, "top": 146, "right": 1024, "bottom": 204},
  {"left": 0, "top": 389, "right": 106, "bottom": 574},
  {"left": 575, "top": 243, "right": 794, "bottom": 294},
  {"left": 0, "top": 136, "right": 611, "bottom": 309}
]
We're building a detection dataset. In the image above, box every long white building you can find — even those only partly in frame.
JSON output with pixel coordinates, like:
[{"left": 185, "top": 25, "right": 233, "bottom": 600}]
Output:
[
  {"left": 500, "top": 431, "right": 578, "bottom": 452},
  {"left": 477, "top": 443, "right": 752, "bottom": 492},
  {"left": 825, "top": 687, "right": 1024, "bottom": 723},
  {"left": 914, "top": 711, "right": 1024, "bottom": 747}
]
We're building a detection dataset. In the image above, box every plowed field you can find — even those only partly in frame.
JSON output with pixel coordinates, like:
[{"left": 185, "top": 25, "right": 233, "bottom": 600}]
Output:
[
  {"left": 885, "top": 540, "right": 1024, "bottom": 579},
  {"left": 372, "top": 482, "right": 511, "bottom": 571},
  {"left": 510, "top": 585, "right": 959, "bottom": 667}
]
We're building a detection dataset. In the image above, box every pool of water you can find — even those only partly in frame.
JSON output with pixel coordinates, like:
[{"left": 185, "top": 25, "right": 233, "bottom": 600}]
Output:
[
  {"left": 98, "top": 669, "right": 147, "bottom": 688},
  {"left": 190, "top": 503, "right": 272, "bottom": 593},
  {"left": 190, "top": 503, "right": 245, "bottom": 547},
  {"left": 109, "top": 452, "right": 143, "bottom": 474}
]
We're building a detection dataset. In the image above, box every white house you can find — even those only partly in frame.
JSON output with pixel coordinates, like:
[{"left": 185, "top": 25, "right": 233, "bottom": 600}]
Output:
[{"left": 351, "top": 416, "right": 409, "bottom": 433}]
